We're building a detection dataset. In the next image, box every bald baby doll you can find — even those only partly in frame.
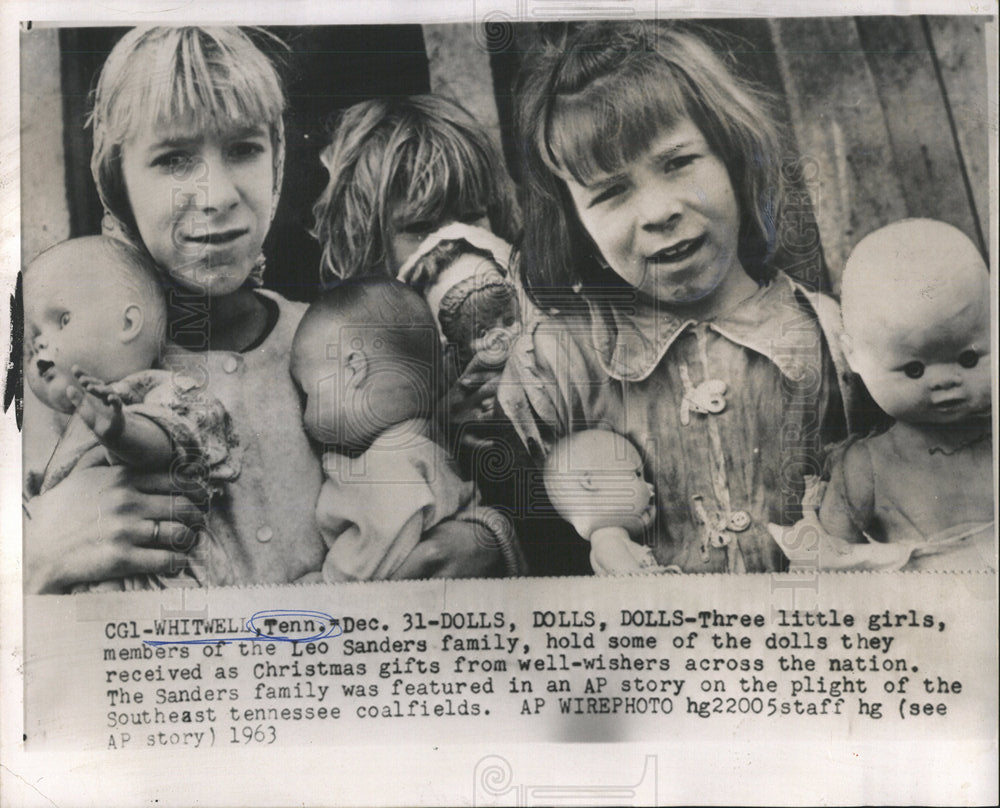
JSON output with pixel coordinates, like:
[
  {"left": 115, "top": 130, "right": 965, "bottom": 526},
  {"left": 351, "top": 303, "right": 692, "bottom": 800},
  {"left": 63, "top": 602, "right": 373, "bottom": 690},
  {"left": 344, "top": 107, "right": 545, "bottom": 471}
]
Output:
[
  {"left": 817, "top": 219, "right": 993, "bottom": 570},
  {"left": 543, "top": 429, "right": 676, "bottom": 575}
]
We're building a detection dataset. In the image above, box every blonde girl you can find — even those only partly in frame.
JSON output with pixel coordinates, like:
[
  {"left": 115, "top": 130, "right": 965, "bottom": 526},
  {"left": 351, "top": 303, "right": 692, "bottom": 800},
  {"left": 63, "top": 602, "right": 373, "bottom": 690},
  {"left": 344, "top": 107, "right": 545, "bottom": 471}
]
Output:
[
  {"left": 500, "top": 21, "right": 867, "bottom": 573},
  {"left": 311, "top": 94, "right": 519, "bottom": 282},
  {"left": 25, "top": 27, "right": 500, "bottom": 591}
]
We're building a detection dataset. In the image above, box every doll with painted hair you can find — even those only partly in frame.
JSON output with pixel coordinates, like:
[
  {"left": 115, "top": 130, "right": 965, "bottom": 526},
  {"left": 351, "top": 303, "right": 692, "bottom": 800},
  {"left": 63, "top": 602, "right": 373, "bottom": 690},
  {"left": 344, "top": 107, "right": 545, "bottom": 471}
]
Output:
[{"left": 397, "top": 222, "right": 523, "bottom": 383}]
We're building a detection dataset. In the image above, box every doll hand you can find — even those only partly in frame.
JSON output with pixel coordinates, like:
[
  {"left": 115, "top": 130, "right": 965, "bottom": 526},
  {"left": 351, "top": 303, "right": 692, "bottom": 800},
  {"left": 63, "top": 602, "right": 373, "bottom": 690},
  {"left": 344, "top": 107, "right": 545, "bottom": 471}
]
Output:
[
  {"left": 767, "top": 512, "right": 914, "bottom": 571},
  {"left": 73, "top": 366, "right": 121, "bottom": 405},
  {"left": 69, "top": 368, "right": 124, "bottom": 442},
  {"left": 590, "top": 530, "right": 676, "bottom": 576}
]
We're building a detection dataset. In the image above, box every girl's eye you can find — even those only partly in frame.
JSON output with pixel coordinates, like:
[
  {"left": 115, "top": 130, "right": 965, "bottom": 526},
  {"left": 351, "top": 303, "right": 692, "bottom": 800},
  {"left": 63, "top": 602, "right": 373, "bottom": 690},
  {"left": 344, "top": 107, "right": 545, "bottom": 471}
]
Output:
[
  {"left": 663, "top": 154, "right": 697, "bottom": 173},
  {"left": 59, "top": 312, "right": 71, "bottom": 328},
  {"left": 152, "top": 151, "right": 191, "bottom": 171},
  {"left": 229, "top": 141, "right": 265, "bottom": 160},
  {"left": 590, "top": 184, "right": 625, "bottom": 207},
  {"left": 958, "top": 350, "right": 979, "bottom": 369},
  {"left": 902, "top": 361, "right": 925, "bottom": 379}
]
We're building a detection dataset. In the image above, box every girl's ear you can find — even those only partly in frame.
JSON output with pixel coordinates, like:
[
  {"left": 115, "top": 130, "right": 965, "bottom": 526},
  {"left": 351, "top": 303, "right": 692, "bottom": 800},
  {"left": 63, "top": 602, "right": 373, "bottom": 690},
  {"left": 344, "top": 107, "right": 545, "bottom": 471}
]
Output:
[
  {"left": 579, "top": 470, "right": 597, "bottom": 491},
  {"left": 120, "top": 304, "right": 144, "bottom": 344},
  {"left": 345, "top": 350, "right": 368, "bottom": 385},
  {"left": 840, "top": 332, "right": 856, "bottom": 371}
]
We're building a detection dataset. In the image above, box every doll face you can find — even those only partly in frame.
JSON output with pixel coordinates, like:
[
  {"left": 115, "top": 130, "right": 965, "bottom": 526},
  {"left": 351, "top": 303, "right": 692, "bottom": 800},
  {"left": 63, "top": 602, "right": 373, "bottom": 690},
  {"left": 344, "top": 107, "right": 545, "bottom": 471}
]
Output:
[
  {"left": 442, "top": 263, "right": 521, "bottom": 368},
  {"left": 292, "top": 319, "right": 430, "bottom": 452},
  {"left": 291, "top": 328, "right": 371, "bottom": 451},
  {"left": 24, "top": 257, "right": 147, "bottom": 413},
  {"left": 120, "top": 121, "right": 274, "bottom": 297},
  {"left": 847, "top": 280, "right": 991, "bottom": 425},
  {"left": 545, "top": 432, "right": 656, "bottom": 540}
]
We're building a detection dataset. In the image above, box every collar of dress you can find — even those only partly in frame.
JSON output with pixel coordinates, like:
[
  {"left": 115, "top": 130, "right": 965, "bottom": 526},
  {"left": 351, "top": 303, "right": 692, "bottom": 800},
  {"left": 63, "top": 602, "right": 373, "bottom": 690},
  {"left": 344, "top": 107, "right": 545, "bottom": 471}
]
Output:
[{"left": 582, "top": 273, "right": 824, "bottom": 383}]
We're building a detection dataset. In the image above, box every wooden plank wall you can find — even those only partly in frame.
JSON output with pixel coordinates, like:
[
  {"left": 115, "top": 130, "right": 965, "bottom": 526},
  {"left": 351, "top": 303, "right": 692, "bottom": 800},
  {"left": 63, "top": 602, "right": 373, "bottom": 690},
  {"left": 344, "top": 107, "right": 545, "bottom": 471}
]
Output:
[{"left": 769, "top": 16, "right": 989, "bottom": 294}]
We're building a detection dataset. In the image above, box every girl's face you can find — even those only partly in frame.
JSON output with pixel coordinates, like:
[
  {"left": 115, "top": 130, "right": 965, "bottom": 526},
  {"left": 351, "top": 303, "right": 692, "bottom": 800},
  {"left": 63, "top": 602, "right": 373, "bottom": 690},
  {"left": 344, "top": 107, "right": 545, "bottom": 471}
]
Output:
[
  {"left": 562, "top": 118, "right": 744, "bottom": 311},
  {"left": 387, "top": 210, "right": 489, "bottom": 275},
  {"left": 121, "top": 122, "right": 274, "bottom": 297}
]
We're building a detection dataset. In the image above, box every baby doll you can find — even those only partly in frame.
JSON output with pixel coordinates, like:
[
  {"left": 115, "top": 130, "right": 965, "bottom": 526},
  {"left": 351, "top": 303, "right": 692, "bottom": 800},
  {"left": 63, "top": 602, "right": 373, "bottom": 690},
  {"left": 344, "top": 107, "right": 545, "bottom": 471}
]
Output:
[
  {"left": 816, "top": 219, "right": 993, "bottom": 571},
  {"left": 397, "top": 222, "right": 522, "bottom": 377},
  {"left": 23, "top": 236, "right": 239, "bottom": 587},
  {"left": 290, "top": 278, "right": 524, "bottom": 581},
  {"left": 543, "top": 429, "right": 675, "bottom": 575}
]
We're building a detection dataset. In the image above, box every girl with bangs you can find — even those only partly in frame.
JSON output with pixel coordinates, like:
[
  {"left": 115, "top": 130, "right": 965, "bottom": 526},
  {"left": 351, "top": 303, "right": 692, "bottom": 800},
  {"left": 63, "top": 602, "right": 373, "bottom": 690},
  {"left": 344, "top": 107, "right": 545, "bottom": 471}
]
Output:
[
  {"left": 25, "top": 27, "right": 503, "bottom": 591},
  {"left": 500, "top": 22, "right": 866, "bottom": 574},
  {"left": 312, "top": 94, "right": 526, "bottom": 451},
  {"left": 312, "top": 95, "right": 519, "bottom": 282}
]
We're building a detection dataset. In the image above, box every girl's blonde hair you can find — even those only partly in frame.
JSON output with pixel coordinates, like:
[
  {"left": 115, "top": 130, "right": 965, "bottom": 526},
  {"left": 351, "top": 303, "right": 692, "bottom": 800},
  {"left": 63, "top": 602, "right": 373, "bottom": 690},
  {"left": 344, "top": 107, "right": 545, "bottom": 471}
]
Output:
[
  {"left": 89, "top": 27, "right": 287, "bottom": 243},
  {"left": 516, "top": 21, "right": 786, "bottom": 311},
  {"left": 312, "top": 95, "right": 520, "bottom": 283}
]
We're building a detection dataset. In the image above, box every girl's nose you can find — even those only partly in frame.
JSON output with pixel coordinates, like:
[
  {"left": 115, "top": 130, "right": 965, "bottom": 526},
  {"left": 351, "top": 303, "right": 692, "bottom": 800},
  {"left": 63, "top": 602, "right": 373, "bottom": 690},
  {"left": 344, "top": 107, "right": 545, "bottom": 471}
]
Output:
[
  {"left": 638, "top": 188, "right": 683, "bottom": 232},
  {"left": 199, "top": 156, "right": 240, "bottom": 212}
]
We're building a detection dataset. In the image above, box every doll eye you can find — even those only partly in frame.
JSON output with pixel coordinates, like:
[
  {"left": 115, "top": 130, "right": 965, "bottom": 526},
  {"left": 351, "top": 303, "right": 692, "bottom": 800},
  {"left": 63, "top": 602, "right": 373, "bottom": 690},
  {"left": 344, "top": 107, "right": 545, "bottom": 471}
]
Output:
[
  {"left": 503, "top": 314, "right": 516, "bottom": 327},
  {"left": 958, "top": 350, "right": 979, "bottom": 369},
  {"left": 59, "top": 312, "right": 71, "bottom": 328},
  {"left": 902, "top": 361, "right": 924, "bottom": 379}
]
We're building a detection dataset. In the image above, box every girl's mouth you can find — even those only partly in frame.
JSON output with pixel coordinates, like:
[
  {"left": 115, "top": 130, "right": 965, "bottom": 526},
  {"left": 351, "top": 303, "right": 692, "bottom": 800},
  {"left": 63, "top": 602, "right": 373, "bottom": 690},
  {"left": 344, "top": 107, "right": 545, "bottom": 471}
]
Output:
[
  {"left": 184, "top": 228, "right": 248, "bottom": 246},
  {"left": 646, "top": 235, "right": 705, "bottom": 265}
]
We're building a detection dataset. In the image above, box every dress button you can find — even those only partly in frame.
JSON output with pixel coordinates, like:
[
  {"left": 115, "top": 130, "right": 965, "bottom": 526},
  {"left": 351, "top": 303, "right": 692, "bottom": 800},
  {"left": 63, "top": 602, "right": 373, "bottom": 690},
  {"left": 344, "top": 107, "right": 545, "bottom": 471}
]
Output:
[
  {"left": 256, "top": 526, "right": 273, "bottom": 543},
  {"left": 223, "top": 355, "right": 239, "bottom": 373},
  {"left": 727, "top": 510, "right": 752, "bottom": 532}
]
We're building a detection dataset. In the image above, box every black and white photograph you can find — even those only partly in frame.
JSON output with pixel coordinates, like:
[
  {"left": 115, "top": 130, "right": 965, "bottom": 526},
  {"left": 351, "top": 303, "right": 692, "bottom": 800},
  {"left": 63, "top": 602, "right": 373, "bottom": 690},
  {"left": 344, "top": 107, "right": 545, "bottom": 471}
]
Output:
[{"left": 2, "top": 1, "right": 997, "bottom": 805}]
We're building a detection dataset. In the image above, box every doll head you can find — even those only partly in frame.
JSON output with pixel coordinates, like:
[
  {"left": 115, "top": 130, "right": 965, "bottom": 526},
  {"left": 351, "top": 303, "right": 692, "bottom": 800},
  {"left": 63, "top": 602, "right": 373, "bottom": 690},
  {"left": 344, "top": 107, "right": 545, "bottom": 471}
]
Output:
[
  {"left": 89, "top": 27, "right": 286, "bottom": 291},
  {"left": 24, "top": 236, "right": 167, "bottom": 413},
  {"left": 400, "top": 232, "right": 521, "bottom": 370},
  {"left": 312, "top": 94, "right": 519, "bottom": 281},
  {"left": 543, "top": 429, "right": 656, "bottom": 540},
  {"left": 841, "top": 219, "right": 990, "bottom": 426},
  {"left": 291, "top": 278, "right": 440, "bottom": 452}
]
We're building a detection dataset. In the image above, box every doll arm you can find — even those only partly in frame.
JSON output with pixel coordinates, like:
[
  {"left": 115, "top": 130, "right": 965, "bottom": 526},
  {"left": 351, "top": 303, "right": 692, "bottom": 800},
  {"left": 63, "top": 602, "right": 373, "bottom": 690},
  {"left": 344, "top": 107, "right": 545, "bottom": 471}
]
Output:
[
  {"left": 68, "top": 373, "right": 174, "bottom": 470},
  {"left": 768, "top": 447, "right": 913, "bottom": 571},
  {"left": 589, "top": 526, "right": 666, "bottom": 575},
  {"left": 71, "top": 367, "right": 240, "bottom": 482},
  {"left": 817, "top": 442, "right": 875, "bottom": 543}
]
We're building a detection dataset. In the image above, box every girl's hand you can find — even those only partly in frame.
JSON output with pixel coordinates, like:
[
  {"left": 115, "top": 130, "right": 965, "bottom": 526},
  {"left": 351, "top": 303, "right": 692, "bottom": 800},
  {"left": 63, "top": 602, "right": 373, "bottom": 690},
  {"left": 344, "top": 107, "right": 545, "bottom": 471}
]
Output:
[
  {"left": 444, "top": 353, "right": 505, "bottom": 452},
  {"left": 23, "top": 465, "right": 202, "bottom": 593}
]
